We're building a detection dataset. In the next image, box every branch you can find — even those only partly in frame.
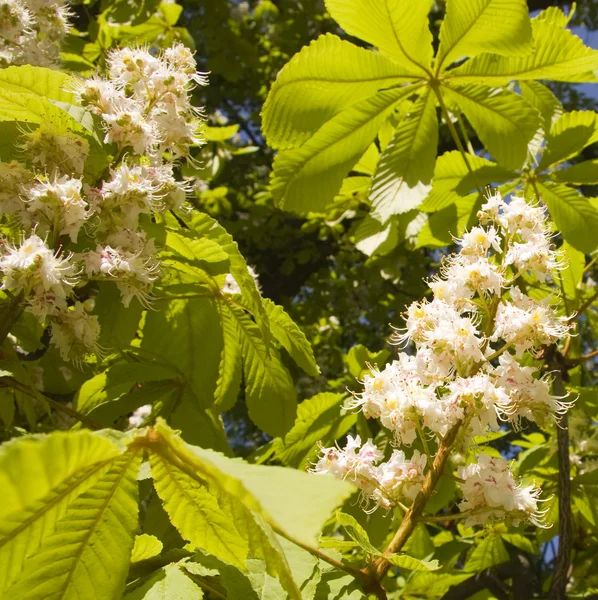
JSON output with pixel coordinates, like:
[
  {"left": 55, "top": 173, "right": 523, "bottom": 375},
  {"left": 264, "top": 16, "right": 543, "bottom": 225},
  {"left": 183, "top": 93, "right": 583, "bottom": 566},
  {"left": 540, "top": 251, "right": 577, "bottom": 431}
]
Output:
[
  {"left": 548, "top": 369, "right": 573, "bottom": 600},
  {"left": 367, "top": 420, "right": 463, "bottom": 581}
]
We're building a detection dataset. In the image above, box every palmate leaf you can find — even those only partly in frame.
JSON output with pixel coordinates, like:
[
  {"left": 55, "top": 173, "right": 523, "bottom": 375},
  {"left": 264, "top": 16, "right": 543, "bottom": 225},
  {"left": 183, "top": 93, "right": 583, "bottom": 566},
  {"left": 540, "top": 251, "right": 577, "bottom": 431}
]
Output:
[
  {"left": 539, "top": 110, "right": 598, "bottom": 169},
  {"left": 0, "top": 431, "right": 126, "bottom": 595},
  {"left": 223, "top": 300, "right": 297, "bottom": 438},
  {"left": 519, "top": 80, "right": 563, "bottom": 132},
  {"left": 534, "top": 181, "right": 598, "bottom": 253},
  {"left": 449, "top": 20, "right": 598, "bottom": 83},
  {"left": 437, "top": 0, "right": 533, "bottom": 70},
  {"left": 270, "top": 85, "right": 420, "bottom": 214},
  {"left": 324, "top": 0, "right": 434, "bottom": 74},
  {"left": 0, "top": 431, "right": 140, "bottom": 600},
  {"left": 370, "top": 89, "right": 438, "bottom": 222},
  {"left": 261, "top": 34, "right": 412, "bottom": 150},
  {"left": 442, "top": 84, "right": 539, "bottom": 170},
  {"left": 151, "top": 422, "right": 351, "bottom": 600},
  {"left": 262, "top": 298, "right": 320, "bottom": 377}
]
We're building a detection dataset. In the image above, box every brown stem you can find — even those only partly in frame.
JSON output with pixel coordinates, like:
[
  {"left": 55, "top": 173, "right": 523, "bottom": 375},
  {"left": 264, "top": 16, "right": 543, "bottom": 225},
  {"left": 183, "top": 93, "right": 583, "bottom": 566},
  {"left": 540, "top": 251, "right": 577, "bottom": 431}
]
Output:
[
  {"left": 571, "top": 289, "right": 598, "bottom": 322},
  {"left": 548, "top": 370, "right": 572, "bottom": 600},
  {"left": 367, "top": 421, "right": 463, "bottom": 581}
]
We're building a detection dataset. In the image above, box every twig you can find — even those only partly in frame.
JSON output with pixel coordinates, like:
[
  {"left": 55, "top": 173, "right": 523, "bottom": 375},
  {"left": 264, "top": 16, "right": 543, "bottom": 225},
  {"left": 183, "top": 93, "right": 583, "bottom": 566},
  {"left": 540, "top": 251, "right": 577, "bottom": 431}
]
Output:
[
  {"left": 548, "top": 369, "right": 572, "bottom": 600},
  {"left": 570, "top": 289, "right": 598, "bottom": 322}
]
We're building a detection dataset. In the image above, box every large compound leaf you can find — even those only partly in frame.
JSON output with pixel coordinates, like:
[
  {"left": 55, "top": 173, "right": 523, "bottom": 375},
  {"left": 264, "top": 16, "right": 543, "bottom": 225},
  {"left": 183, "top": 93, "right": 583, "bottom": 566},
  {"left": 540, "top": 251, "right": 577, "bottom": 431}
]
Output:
[
  {"left": 270, "top": 85, "right": 420, "bottom": 214},
  {"left": 223, "top": 300, "right": 297, "bottom": 438},
  {"left": 370, "top": 90, "right": 438, "bottom": 222},
  {"left": 324, "top": 0, "right": 434, "bottom": 74},
  {"left": 437, "top": 0, "right": 532, "bottom": 70},
  {"left": 535, "top": 181, "right": 598, "bottom": 253},
  {"left": 0, "top": 431, "right": 125, "bottom": 594},
  {"left": 539, "top": 110, "right": 598, "bottom": 169},
  {"left": 5, "top": 448, "right": 141, "bottom": 600},
  {"left": 449, "top": 20, "right": 598, "bottom": 83},
  {"left": 421, "top": 151, "right": 516, "bottom": 213},
  {"left": 442, "top": 84, "right": 539, "bottom": 170},
  {"left": 262, "top": 34, "right": 411, "bottom": 150},
  {"left": 552, "top": 159, "right": 598, "bottom": 185},
  {"left": 519, "top": 81, "right": 563, "bottom": 131},
  {"left": 141, "top": 298, "right": 223, "bottom": 409},
  {"left": 263, "top": 298, "right": 319, "bottom": 377}
]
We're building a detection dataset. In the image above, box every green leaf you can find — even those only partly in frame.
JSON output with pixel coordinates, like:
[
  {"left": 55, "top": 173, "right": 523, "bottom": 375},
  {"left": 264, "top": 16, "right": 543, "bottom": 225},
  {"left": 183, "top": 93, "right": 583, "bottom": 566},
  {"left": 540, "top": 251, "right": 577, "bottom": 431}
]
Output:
[
  {"left": 539, "top": 110, "right": 598, "bottom": 169},
  {"left": 75, "top": 362, "right": 177, "bottom": 415},
  {"left": 519, "top": 81, "right": 563, "bottom": 131},
  {"left": 534, "top": 181, "right": 598, "bottom": 253},
  {"left": 501, "top": 533, "right": 535, "bottom": 554},
  {"left": 262, "top": 34, "right": 412, "bottom": 150},
  {"left": 386, "top": 554, "right": 440, "bottom": 572},
  {"left": 442, "top": 84, "right": 539, "bottom": 170},
  {"left": 272, "top": 392, "right": 355, "bottom": 469},
  {"left": 4, "top": 440, "right": 141, "bottom": 600},
  {"left": 573, "top": 492, "right": 596, "bottom": 526},
  {"left": 270, "top": 85, "right": 420, "bottom": 214},
  {"left": 449, "top": 20, "right": 598, "bottom": 83},
  {"left": 213, "top": 299, "right": 243, "bottom": 411},
  {"left": 465, "top": 535, "right": 509, "bottom": 572},
  {"left": 151, "top": 422, "right": 351, "bottom": 599},
  {"left": 370, "top": 90, "right": 438, "bottom": 222},
  {"left": 204, "top": 124, "right": 239, "bottom": 142},
  {"left": 533, "top": 5, "right": 572, "bottom": 27},
  {"left": 0, "top": 66, "right": 76, "bottom": 104},
  {"left": 421, "top": 151, "right": 516, "bottom": 213},
  {"left": 124, "top": 563, "right": 203, "bottom": 599},
  {"left": 189, "top": 213, "right": 270, "bottom": 346},
  {"left": 552, "top": 159, "right": 598, "bottom": 185},
  {"left": 560, "top": 241, "right": 585, "bottom": 302},
  {"left": 141, "top": 298, "right": 224, "bottom": 409},
  {"left": 353, "top": 215, "right": 399, "bottom": 257},
  {"left": 163, "top": 229, "right": 230, "bottom": 268},
  {"left": 345, "top": 344, "right": 390, "bottom": 379},
  {"left": 224, "top": 300, "right": 297, "bottom": 438},
  {"left": 437, "top": 0, "right": 532, "bottom": 70},
  {"left": 0, "top": 430, "right": 127, "bottom": 594},
  {"left": 263, "top": 298, "right": 320, "bottom": 377},
  {"left": 94, "top": 283, "right": 143, "bottom": 349},
  {"left": 324, "top": 0, "right": 434, "bottom": 73},
  {"left": 131, "top": 534, "right": 164, "bottom": 563},
  {"left": 336, "top": 512, "right": 379, "bottom": 556}
]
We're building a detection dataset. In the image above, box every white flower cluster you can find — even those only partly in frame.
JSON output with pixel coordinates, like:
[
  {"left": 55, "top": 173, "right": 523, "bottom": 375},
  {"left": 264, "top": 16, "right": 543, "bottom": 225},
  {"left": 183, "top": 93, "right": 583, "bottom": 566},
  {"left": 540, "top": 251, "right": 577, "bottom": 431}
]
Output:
[
  {"left": 0, "top": 44, "right": 207, "bottom": 362},
  {"left": 312, "top": 435, "right": 427, "bottom": 511},
  {"left": 313, "top": 193, "right": 572, "bottom": 527},
  {"left": 0, "top": 0, "right": 71, "bottom": 67}
]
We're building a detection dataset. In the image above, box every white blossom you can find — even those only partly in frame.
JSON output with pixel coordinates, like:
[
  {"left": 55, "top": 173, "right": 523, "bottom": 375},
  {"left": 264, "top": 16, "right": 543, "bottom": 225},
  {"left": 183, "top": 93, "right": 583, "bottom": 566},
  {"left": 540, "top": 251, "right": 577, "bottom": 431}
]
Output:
[{"left": 50, "top": 301, "right": 101, "bottom": 364}]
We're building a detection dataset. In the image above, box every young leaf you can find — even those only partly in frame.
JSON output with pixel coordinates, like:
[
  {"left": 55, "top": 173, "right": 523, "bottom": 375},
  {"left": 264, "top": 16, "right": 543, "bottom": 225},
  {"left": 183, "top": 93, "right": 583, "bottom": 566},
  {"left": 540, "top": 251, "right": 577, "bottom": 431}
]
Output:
[
  {"left": 535, "top": 181, "right": 598, "bottom": 253},
  {"left": 336, "top": 512, "right": 380, "bottom": 556},
  {"left": 261, "top": 34, "right": 412, "bottom": 150},
  {"left": 324, "top": 0, "right": 434, "bottom": 74},
  {"left": 370, "top": 89, "right": 438, "bottom": 222},
  {"left": 131, "top": 534, "right": 164, "bottom": 563},
  {"left": 465, "top": 535, "right": 509, "bottom": 572},
  {"left": 385, "top": 554, "right": 440, "bottom": 572},
  {"left": 263, "top": 298, "right": 320, "bottom": 377},
  {"left": 4, "top": 448, "right": 141, "bottom": 600},
  {"left": 560, "top": 241, "right": 585, "bottom": 302},
  {"left": 270, "top": 85, "right": 420, "bottom": 214},
  {"left": 124, "top": 563, "right": 204, "bottom": 600},
  {"left": 437, "top": 0, "right": 532, "bottom": 70},
  {"left": 0, "top": 430, "right": 126, "bottom": 594},
  {"left": 442, "top": 84, "right": 539, "bottom": 170},
  {"left": 0, "top": 65, "right": 76, "bottom": 104},
  {"left": 449, "top": 20, "right": 598, "bottom": 83},
  {"left": 223, "top": 300, "right": 297, "bottom": 438},
  {"left": 271, "top": 392, "right": 355, "bottom": 469}
]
